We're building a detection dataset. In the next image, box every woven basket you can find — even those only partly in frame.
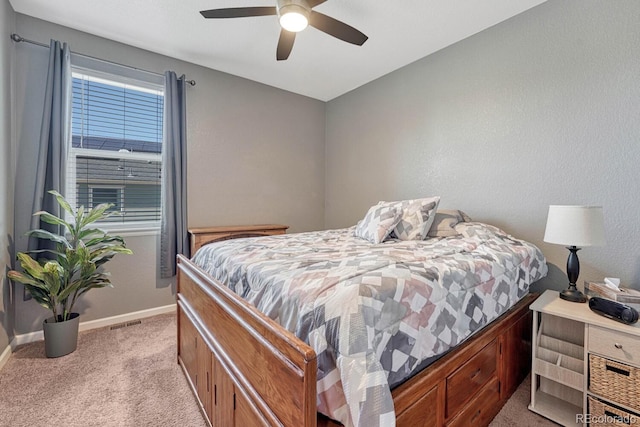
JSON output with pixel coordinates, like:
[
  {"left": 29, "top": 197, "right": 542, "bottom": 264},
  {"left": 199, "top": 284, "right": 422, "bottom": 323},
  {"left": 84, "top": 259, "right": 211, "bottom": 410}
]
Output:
[
  {"left": 588, "top": 396, "right": 640, "bottom": 427},
  {"left": 589, "top": 354, "right": 640, "bottom": 412}
]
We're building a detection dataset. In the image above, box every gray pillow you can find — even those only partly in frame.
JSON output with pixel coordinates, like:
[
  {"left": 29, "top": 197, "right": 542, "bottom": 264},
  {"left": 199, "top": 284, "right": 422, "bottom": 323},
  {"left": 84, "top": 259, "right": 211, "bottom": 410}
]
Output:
[
  {"left": 381, "top": 197, "right": 441, "bottom": 241},
  {"left": 427, "top": 210, "right": 472, "bottom": 238},
  {"left": 354, "top": 204, "right": 403, "bottom": 244}
]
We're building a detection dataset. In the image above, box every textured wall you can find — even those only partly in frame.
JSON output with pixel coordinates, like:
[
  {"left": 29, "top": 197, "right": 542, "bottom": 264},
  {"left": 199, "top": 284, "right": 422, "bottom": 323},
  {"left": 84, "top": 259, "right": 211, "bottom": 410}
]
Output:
[
  {"left": 0, "top": 0, "right": 15, "bottom": 353},
  {"left": 9, "top": 0, "right": 640, "bottom": 337},
  {"left": 12, "top": 15, "right": 325, "bottom": 334},
  {"left": 325, "top": 0, "right": 640, "bottom": 292}
]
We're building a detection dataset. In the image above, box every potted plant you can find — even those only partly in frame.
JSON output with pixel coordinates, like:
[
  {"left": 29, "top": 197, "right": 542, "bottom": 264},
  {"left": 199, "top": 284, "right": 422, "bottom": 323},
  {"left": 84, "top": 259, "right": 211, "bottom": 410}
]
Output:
[{"left": 8, "top": 190, "right": 133, "bottom": 357}]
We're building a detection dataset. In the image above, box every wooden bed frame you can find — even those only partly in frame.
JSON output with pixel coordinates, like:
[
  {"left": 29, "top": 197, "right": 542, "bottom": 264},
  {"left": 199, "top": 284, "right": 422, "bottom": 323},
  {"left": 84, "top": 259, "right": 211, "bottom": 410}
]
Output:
[{"left": 177, "top": 227, "right": 536, "bottom": 427}]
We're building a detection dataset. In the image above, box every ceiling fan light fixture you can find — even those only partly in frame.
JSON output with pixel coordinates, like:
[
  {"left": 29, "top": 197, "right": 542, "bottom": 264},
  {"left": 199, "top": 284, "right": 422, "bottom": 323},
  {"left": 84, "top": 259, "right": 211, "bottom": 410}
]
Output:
[
  {"left": 200, "top": 0, "right": 368, "bottom": 61},
  {"left": 278, "top": 3, "right": 309, "bottom": 32}
]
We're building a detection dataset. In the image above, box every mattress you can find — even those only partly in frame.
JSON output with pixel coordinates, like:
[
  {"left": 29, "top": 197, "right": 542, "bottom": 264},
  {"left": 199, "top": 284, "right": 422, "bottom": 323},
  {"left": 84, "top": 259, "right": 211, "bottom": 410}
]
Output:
[{"left": 192, "top": 222, "right": 548, "bottom": 427}]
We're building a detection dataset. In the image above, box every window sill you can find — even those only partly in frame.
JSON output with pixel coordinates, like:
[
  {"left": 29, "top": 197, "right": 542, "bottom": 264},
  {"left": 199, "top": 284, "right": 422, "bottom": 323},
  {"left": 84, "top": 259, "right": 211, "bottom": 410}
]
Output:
[{"left": 95, "top": 222, "right": 160, "bottom": 237}]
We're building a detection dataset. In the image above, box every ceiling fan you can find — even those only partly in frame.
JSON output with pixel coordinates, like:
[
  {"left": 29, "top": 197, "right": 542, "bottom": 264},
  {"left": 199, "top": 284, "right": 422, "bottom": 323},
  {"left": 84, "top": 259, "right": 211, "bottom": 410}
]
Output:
[{"left": 200, "top": 0, "right": 368, "bottom": 61}]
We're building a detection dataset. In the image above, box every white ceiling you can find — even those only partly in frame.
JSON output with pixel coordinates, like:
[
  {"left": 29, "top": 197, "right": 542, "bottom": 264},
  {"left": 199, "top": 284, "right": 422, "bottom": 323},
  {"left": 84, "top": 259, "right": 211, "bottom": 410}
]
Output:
[{"left": 10, "top": 0, "right": 547, "bottom": 101}]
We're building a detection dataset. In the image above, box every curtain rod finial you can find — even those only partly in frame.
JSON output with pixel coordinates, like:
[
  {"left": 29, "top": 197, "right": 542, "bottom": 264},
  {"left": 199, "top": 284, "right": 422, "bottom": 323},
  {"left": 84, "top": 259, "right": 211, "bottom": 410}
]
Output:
[{"left": 10, "top": 33, "right": 24, "bottom": 43}]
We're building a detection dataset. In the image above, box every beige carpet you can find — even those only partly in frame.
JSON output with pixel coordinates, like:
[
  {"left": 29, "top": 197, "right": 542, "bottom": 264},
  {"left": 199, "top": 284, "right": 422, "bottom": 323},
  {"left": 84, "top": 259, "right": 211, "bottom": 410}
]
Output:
[
  {"left": 0, "top": 313, "right": 556, "bottom": 426},
  {"left": 489, "top": 375, "right": 558, "bottom": 427},
  {"left": 0, "top": 313, "right": 207, "bottom": 427}
]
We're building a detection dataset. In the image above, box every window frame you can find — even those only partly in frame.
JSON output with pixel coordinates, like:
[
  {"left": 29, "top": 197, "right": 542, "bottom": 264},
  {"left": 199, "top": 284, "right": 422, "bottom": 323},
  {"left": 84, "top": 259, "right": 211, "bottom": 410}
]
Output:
[{"left": 67, "top": 56, "right": 164, "bottom": 234}]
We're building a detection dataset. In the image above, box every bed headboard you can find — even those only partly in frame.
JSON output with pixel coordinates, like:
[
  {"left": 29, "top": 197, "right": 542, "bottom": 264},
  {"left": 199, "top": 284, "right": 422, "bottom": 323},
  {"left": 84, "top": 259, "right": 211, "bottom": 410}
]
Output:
[{"left": 188, "top": 224, "right": 289, "bottom": 255}]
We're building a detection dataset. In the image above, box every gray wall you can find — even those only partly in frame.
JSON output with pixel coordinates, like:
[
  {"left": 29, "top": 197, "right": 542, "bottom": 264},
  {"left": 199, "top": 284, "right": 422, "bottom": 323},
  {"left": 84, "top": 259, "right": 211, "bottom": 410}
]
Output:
[
  {"left": 325, "top": 0, "right": 640, "bottom": 292},
  {"left": 0, "top": 0, "right": 15, "bottom": 352},
  {"left": 8, "top": 0, "right": 640, "bottom": 337},
  {"left": 12, "top": 14, "right": 325, "bottom": 334}
]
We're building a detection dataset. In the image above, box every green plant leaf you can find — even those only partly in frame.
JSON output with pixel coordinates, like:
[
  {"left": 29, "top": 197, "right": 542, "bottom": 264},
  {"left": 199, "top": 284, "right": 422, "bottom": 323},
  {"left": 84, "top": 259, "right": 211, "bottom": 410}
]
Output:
[
  {"left": 77, "top": 280, "right": 113, "bottom": 297},
  {"left": 34, "top": 211, "right": 70, "bottom": 231},
  {"left": 77, "top": 228, "right": 105, "bottom": 242},
  {"left": 48, "top": 190, "right": 73, "bottom": 216},
  {"left": 15, "top": 252, "right": 45, "bottom": 280},
  {"left": 90, "top": 236, "right": 128, "bottom": 248},
  {"left": 91, "top": 247, "right": 133, "bottom": 267},
  {"left": 75, "top": 204, "right": 86, "bottom": 224},
  {"left": 42, "top": 261, "right": 63, "bottom": 296},
  {"left": 62, "top": 272, "right": 112, "bottom": 309},
  {"left": 81, "top": 203, "right": 113, "bottom": 227},
  {"left": 25, "top": 287, "right": 54, "bottom": 310},
  {"left": 8, "top": 268, "right": 55, "bottom": 310},
  {"left": 58, "top": 279, "right": 83, "bottom": 302},
  {"left": 7, "top": 270, "right": 48, "bottom": 290},
  {"left": 26, "top": 248, "right": 67, "bottom": 259},
  {"left": 26, "top": 229, "right": 71, "bottom": 248}
]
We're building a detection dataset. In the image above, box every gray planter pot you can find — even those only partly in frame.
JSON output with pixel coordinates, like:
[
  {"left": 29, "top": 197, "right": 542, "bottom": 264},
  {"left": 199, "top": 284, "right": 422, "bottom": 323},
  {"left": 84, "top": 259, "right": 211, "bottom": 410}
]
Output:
[{"left": 43, "top": 313, "right": 80, "bottom": 358}]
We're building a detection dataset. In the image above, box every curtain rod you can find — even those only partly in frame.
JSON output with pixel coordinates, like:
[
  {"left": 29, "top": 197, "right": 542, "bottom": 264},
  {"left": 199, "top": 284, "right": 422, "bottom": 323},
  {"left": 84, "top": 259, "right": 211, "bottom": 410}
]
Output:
[{"left": 10, "top": 33, "right": 196, "bottom": 86}]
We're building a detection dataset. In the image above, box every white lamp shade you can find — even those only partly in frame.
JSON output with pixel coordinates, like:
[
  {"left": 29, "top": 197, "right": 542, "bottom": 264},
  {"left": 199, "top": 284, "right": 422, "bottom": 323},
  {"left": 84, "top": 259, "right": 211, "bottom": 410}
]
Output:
[{"left": 543, "top": 205, "right": 605, "bottom": 247}]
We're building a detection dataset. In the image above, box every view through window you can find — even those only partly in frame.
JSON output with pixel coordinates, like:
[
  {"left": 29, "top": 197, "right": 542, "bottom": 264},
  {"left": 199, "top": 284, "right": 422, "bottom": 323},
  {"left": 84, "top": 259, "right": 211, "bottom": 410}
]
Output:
[{"left": 69, "top": 71, "right": 164, "bottom": 225}]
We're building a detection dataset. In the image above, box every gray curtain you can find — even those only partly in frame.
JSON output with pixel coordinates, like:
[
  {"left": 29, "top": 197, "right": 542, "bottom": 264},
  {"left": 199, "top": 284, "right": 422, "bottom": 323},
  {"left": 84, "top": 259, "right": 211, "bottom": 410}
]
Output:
[
  {"left": 27, "top": 40, "right": 71, "bottom": 252},
  {"left": 160, "top": 71, "right": 188, "bottom": 278}
]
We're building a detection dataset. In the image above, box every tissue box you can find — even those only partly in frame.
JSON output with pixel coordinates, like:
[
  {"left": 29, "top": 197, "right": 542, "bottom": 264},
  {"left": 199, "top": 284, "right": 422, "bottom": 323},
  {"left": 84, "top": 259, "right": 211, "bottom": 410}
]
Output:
[{"left": 585, "top": 281, "right": 640, "bottom": 311}]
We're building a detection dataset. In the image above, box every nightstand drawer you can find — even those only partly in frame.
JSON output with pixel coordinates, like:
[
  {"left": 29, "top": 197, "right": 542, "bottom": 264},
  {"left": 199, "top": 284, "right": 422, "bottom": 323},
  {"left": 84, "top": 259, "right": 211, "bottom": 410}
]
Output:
[
  {"left": 589, "top": 326, "right": 640, "bottom": 366},
  {"left": 588, "top": 396, "right": 640, "bottom": 427},
  {"left": 589, "top": 354, "right": 640, "bottom": 413}
]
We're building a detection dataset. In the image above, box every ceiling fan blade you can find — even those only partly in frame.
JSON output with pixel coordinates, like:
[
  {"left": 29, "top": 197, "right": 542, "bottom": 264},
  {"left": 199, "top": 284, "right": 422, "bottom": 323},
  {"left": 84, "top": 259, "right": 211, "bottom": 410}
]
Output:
[
  {"left": 200, "top": 7, "right": 277, "bottom": 19},
  {"left": 309, "top": 11, "right": 368, "bottom": 46},
  {"left": 307, "top": 0, "right": 328, "bottom": 8},
  {"left": 276, "top": 29, "right": 296, "bottom": 61}
]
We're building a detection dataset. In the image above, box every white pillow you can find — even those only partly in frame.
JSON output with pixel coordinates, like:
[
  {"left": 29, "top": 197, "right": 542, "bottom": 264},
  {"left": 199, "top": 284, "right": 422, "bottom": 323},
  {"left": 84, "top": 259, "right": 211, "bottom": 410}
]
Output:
[
  {"left": 354, "top": 204, "right": 403, "bottom": 244},
  {"left": 381, "top": 196, "right": 441, "bottom": 240}
]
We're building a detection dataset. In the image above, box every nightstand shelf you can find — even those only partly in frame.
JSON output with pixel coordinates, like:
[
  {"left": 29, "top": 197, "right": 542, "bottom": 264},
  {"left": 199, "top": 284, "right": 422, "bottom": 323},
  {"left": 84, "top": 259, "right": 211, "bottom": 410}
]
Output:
[
  {"left": 529, "top": 290, "right": 640, "bottom": 426},
  {"left": 534, "top": 350, "right": 583, "bottom": 391},
  {"left": 531, "top": 391, "right": 582, "bottom": 426}
]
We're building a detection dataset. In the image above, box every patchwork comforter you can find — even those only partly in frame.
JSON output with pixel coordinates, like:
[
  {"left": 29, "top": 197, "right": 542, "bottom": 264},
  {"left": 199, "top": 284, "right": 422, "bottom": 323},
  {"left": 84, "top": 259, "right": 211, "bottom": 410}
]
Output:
[{"left": 192, "top": 222, "right": 548, "bottom": 427}]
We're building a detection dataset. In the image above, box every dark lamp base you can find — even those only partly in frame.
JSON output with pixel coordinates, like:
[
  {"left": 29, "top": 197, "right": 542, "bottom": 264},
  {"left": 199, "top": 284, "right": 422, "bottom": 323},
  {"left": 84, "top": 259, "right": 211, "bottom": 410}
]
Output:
[{"left": 560, "top": 286, "right": 587, "bottom": 303}]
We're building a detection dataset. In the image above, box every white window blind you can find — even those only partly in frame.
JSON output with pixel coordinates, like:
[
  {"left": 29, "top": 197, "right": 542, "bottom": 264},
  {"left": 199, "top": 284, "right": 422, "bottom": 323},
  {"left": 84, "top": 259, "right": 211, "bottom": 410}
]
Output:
[{"left": 69, "top": 71, "right": 164, "bottom": 225}]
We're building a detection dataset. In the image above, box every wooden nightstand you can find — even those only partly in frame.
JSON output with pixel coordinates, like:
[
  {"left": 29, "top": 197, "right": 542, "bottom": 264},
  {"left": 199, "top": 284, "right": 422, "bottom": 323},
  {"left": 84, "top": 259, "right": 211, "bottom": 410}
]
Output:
[
  {"left": 188, "top": 224, "right": 289, "bottom": 255},
  {"left": 529, "top": 290, "right": 640, "bottom": 426}
]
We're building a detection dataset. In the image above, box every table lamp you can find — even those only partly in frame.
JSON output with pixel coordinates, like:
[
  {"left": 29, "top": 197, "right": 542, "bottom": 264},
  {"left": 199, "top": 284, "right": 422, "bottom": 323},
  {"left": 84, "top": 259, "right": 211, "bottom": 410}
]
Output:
[{"left": 543, "top": 205, "right": 605, "bottom": 303}]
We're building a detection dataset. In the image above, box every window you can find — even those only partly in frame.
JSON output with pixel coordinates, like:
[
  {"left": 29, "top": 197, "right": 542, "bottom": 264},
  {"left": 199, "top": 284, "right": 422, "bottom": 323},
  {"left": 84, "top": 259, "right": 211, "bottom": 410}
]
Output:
[
  {"left": 68, "top": 65, "right": 164, "bottom": 228},
  {"left": 89, "top": 186, "right": 123, "bottom": 212}
]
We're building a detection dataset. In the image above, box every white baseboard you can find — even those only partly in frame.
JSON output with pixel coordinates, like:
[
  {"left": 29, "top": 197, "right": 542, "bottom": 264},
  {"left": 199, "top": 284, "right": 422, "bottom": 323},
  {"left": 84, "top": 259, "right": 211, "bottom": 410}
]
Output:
[
  {"left": 9, "top": 304, "right": 176, "bottom": 351},
  {"left": 11, "top": 330, "right": 43, "bottom": 348},
  {"left": 78, "top": 304, "right": 176, "bottom": 332},
  {"left": 0, "top": 344, "right": 11, "bottom": 371}
]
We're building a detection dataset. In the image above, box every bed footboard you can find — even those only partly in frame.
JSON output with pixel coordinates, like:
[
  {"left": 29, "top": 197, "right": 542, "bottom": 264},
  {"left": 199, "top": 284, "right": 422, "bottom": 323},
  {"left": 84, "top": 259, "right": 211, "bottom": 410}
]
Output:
[{"left": 177, "top": 254, "right": 317, "bottom": 427}]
